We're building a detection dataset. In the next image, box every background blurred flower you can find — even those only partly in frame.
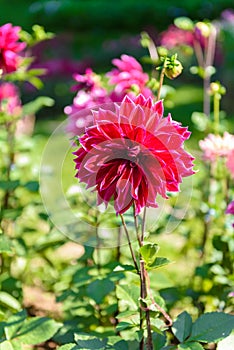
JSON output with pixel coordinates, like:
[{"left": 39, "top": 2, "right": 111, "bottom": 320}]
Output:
[
  {"left": 0, "top": 23, "right": 26, "bottom": 74},
  {"left": 227, "top": 149, "right": 234, "bottom": 178},
  {"left": 73, "top": 94, "right": 194, "bottom": 215},
  {"left": 65, "top": 69, "right": 111, "bottom": 136},
  {"left": 0, "top": 82, "right": 22, "bottom": 116},
  {"left": 199, "top": 132, "right": 234, "bottom": 161},
  {"left": 106, "top": 54, "right": 153, "bottom": 101}
]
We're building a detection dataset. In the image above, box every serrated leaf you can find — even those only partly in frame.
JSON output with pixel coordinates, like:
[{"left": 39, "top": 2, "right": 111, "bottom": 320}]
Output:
[
  {"left": 172, "top": 311, "right": 193, "bottom": 342},
  {"left": 74, "top": 333, "right": 107, "bottom": 349},
  {"left": 16, "top": 317, "right": 62, "bottom": 345},
  {"left": 178, "top": 342, "right": 203, "bottom": 350},
  {"left": 0, "top": 341, "right": 14, "bottom": 350},
  {"left": 189, "top": 312, "right": 234, "bottom": 343},
  {"left": 4, "top": 310, "right": 27, "bottom": 340},
  {"left": 0, "top": 292, "right": 21, "bottom": 312},
  {"left": 139, "top": 243, "right": 159, "bottom": 265}
]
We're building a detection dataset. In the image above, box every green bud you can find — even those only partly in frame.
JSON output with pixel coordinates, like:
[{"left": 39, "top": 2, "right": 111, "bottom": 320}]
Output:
[
  {"left": 209, "top": 81, "right": 226, "bottom": 96},
  {"left": 164, "top": 55, "right": 183, "bottom": 80}
]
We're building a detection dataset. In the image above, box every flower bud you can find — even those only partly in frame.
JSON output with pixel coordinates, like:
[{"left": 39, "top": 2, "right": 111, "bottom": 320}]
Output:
[
  {"left": 209, "top": 81, "right": 226, "bottom": 96},
  {"left": 164, "top": 55, "right": 183, "bottom": 79}
]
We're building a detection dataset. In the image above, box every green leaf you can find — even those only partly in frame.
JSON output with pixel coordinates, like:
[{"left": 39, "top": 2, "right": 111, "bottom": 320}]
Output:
[
  {"left": 0, "top": 181, "right": 20, "bottom": 191},
  {"left": 16, "top": 317, "right": 62, "bottom": 345},
  {"left": 139, "top": 243, "right": 159, "bottom": 265},
  {"left": 0, "top": 292, "right": 21, "bottom": 312},
  {"left": 147, "top": 257, "right": 170, "bottom": 270},
  {"left": 4, "top": 310, "right": 27, "bottom": 340},
  {"left": 23, "top": 181, "right": 39, "bottom": 192},
  {"left": 178, "top": 342, "right": 203, "bottom": 350},
  {"left": 152, "top": 332, "right": 167, "bottom": 350},
  {"left": 57, "top": 345, "right": 79, "bottom": 350},
  {"left": 74, "top": 333, "right": 108, "bottom": 349},
  {"left": 116, "top": 284, "right": 139, "bottom": 310},
  {"left": 172, "top": 311, "right": 193, "bottom": 342},
  {"left": 0, "top": 236, "right": 12, "bottom": 254},
  {"left": 116, "top": 310, "right": 138, "bottom": 319},
  {"left": 116, "top": 322, "right": 134, "bottom": 332},
  {"left": 189, "top": 312, "right": 234, "bottom": 343},
  {"left": 87, "top": 278, "right": 115, "bottom": 304},
  {"left": 0, "top": 341, "right": 14, "bottom": 350},
  {"left": 22, "top": 97, "right": 54, "bottom": 115}
]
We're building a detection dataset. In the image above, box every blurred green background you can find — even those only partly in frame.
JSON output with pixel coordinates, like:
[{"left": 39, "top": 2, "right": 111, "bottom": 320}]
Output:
[{"left": 1, "top": 0, "right": 234, "bottom": 127}]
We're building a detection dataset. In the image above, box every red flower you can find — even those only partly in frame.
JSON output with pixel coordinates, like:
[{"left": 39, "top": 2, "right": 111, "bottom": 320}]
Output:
[
  {"left": 0, "top": 23, "right": 26, "bottom": 74},
  {"left": 73, "top": 95, "right": 194, "bottom": 215}
]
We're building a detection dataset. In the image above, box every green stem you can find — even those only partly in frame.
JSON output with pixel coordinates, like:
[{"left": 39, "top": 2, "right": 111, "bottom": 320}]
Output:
[
  {"left": 156, "top": 64, "right": 166, "bottom": 101},
  {"left": 214, "top": 93, "right": 220, "bottom": 134},
  {"left": 120, "top": 214, "right": 139, "bottom": 274}
]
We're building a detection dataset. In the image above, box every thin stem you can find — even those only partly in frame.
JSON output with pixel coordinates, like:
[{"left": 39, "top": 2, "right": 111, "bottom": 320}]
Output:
[
  {"left": 156, "top": 65, "right": 166, "bottom": 101},
  {"left": 120, "top": 214, "right": 139, "bottom": 274},
  {"left": 203, "top": 76, "right": 211, "bottom": 117},
  {"left": 213, "top": 94, "right": 220, "bottom": 134},
  {"left": 139, "top": 209, "right": 153, "bottom": 350}
]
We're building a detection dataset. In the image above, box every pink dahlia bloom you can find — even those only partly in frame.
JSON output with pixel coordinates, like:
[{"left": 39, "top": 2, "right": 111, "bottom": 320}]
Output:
[
  {"left": 0, "top": 23, "right": 26, "bottom": 74},
  {"left": 106, "top": 54, "right": 153, "bottom": 101},
  {"left": 160, "top": 25, "right": 194, "bottom": 49},
  {"left": 73, "top": 94, "right": 194, "bottom": 215},
  {"left": 0, "top": 82, "right": 22, "bottom": 116},
  {"left": 65, "top": 69, "right": 111, "bottom": 136},
  {"left": 199, "top": 132, "right": 234, "bottom": 161}
]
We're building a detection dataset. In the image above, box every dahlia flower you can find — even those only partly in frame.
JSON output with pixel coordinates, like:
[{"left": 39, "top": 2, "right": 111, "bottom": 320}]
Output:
[
  {"left": 0, "top": 23, "right": 25, "bottom": 74},
  {"left": 73, "top": 94, "right": 194, "bottom": 215},
  {"left": 107, "top": 54, "right": 153, "bottom": 101},
  {"left": 65, "top": 69, "right": 111, "bottom": 135},
  {"left": 199, "top": 132, "right": 234, "bottom": 162}
]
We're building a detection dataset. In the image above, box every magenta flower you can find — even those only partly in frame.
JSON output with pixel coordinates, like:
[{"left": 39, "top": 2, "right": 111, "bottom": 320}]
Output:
[
  {"left": 73, "top": 94, "right": 194, "bottom": 215},
  {"left": 226, "top": 201, "right": 234, "bottom": 215},
  {"left": 107, "top": 54, "right": 153, "bottom": 101},
  {"left": 0, "top": 82, "right": 21, "bottom": 116},
  {"left": 65, "top": 69, "right": 111, "bottom": 136},
  {"left": 160, "top": 25, "right": 194, "bottom": 49},
  {"left": 0, "top": 23, "right": 26, "bottom": 74}
]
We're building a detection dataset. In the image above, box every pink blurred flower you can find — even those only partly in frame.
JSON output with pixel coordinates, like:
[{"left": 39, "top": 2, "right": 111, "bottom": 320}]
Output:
[
  {"left": 221, "top": 9, "right": 234, "bottom": 23},
  {"left": 226, "top": 201, "right": 234, "bottom": 215},
  {"left": 227, "top": 149, "right": 234, "bottom": 178},
  {"left": 73, "top": 94, "right": 194, "bottom": 215},
  {"left": 199, "top": 132, "right": 234, "bottom": 161},
  {"left": 160, "top": 25, "right": 194, "bottom": 49},
  {"left": 0, "top": 82, "right": 22, "bottom": 116},
  {"left": 65, "top": 69, "right": 111, "bottom": 136},
  {"left": 106, "top": 54, "right": 153, "bottom": 101},
  {"left": 0, "top": 23, "right": 26, "bottom": 74}
]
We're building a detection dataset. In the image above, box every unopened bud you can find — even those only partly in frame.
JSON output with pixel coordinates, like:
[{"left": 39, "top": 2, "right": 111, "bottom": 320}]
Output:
[
  {"left": 164, "top": 55, "right": 183, "bottom": 80},
  {"left": 195, "top": 22, "right": 211, "bottom": 37},
  {"left": 209, "top": 81, "right": 226, "bottom": 96}
]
